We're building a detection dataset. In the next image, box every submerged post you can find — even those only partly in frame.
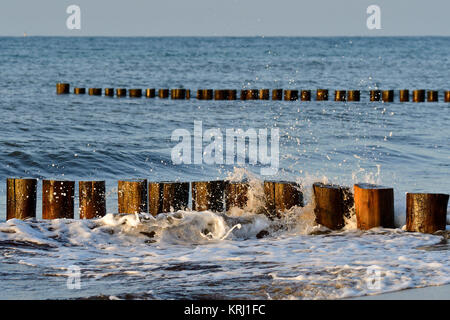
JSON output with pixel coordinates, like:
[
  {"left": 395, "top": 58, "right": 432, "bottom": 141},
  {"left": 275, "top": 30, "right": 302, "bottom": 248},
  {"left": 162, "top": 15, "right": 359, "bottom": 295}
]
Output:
[
  {"left": 301, "top": 90, "right": 311, "bottom": 101},
  {"left": 146, "top": 88, "right": 156, "bottom": 98},
  {"left": 191, "top": 181, "right": 226, "bottom": 212},
  {"left": 347, "top": 90, "right": 360, "bottom": 102},
  {"left": 370, "top": 90, "right": 381, "bottom": 101},
  {"left": 74, "top": 88, "right": 86, "bottom": 95},
  {"left": 42, "top": 180, "right": 75, "bottom": 219},
  {"left": 412, "top": 89, "right": 425, "bottom": 102},
  {"left": 272, "top": 89, "right": 283, "bottom": 100},
  {"left": 116, "top": 88, "right": 127, "bottom": 97},
  {"left": 118, "top": 179, "right": 148, "bottom": 214},
  {"left": 284, "top": 90, "right": 299, "bottom": 101},
  {"left": 159, "top": 89, "right": 169, "bottom": 99},
  {"left": 259, "top": 89, "right": 270, "bottom": 100},
  {"left": 171, "top": 89, "right": 189, "bottom": 99},
  {"left": 313, "top": 182, "right": 353, "bottom": 230},
  {"left": 148, "top": 182, "right": 189, "bottom": 216},
  {"left": 56, "top": 83, "right": 70, "bottom": 94},
  {"left": 89, "top": 88, "right": 102, "bottom": 96},
  {"left": 79, "top": 181, "right": 106, "bottom": 219},
  {"left": 264, "top": 181, "right": 303, "bottom": 218},
  {"left": 399, "top": 89, "right": 409, "bottom": 102},
  {"left": 197, "top": 89, "right": 213, "bottom": 100},
  {"left": 104, "top": 88, "right": 114, "bottom": 97},
  {"left": 354, "top": 183, "right": 394, "bottom": 230},
  {"left": 445, "top": 91, "right": 450, "bottom": 103},
  {"left": 225, "top": 182, "right": 249, "bottom": 210},
  {"left": 241, "top": 89, "right": 259, "bottom": 100},
  {"left": 129, "top": 89, "right": 142, "bottom": 98},
  {"left": 334, "top": 90, "right": 346, "bottom": 102},
  {"left": 427, "top": 90, "right": 438, "bottom": 102},
  {"left": 406, "top": 193, "right": 449, "bottom": 234},
  {"left": 6, "top": 178, "right": 37, "bottom": 220},
  {"left": 316, "top": 89, "right": 329, "bottom": 101},
  {"left": 382, "top": 90, "right": 394, "bottom": 102}
]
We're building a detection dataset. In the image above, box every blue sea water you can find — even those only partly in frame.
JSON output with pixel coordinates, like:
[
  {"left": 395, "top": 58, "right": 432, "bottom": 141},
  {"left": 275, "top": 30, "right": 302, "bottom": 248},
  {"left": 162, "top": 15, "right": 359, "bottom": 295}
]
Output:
[{"left": 0, "top": 37, "right": 448, "bottom": 299}]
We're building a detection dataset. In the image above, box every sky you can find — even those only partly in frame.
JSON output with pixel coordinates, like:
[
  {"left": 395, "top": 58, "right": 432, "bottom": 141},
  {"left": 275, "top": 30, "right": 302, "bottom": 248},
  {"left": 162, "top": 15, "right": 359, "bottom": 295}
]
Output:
[{"left": 0, "top": 0, "right": 449, "bottom": 36}]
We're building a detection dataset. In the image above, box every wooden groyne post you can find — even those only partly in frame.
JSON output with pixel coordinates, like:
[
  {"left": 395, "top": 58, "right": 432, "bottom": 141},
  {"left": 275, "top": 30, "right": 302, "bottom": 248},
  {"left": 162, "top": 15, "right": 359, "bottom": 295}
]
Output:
[
  {"left": 413, "top": 89, "right": 425, "bottom": 102},
  {"left": 370, "top": 90, "right": 381, "bottom": 101},
  {"left": 399, "top": 89, "right": 409, "bottom": 102},
  {"left": 159, "top": 89, "right": 169, "bottom": 99},
  {"left": 79, "top": 181, "right": 106, "bottom": 219},
  {"left": 148, "top": 182, "right": 189, "bottom": 216},
  {"left": 197, "top": 89, "right": 213, "bottom": 100},
  {"left": 116, "top": 88, "right": 127, "bottom": 97},
  {"left": 225, "top": 182, "right": 249, "bottom": 210},
  {"left": 6, "top": 178, "right": 37, "bottom": 220},
  {"left": 89, "top": 88, "right": 102, "bottom": 96},
  {"left": 241, "top": 89, "right": 259, "bottom": 100},
  {"left": 313, "top": 182, "right": 353, "bottom": 230},
  {"left": 104, "top": 88, "right": 114, "bottom": 97},
  {"left": 259, "top": 89, "right": 270, "bottom": 100},
  {"left": 316, "top": 89, "right": 329, "bottom": 101},
  {"left": 171, "top": 89, "right": 190, "bottom": 99},
  {"left": 74, "top": 88, "right": 86, "bottom": 95},
  {"left": 354, "top": 183, "right": 394, "bottom": 230},
  {"left": 272, "top": 89, "right": 283, "bottom": 100},
  {"left": 427, "top": 90, "right": 438, "bottom": 102},
  {"left": 406, "top": 193, "right": 449, "bottom": 233},
  {"left": 56, "top": 83, "right": 70, "bottom": 94},
  {"left": 146, "top": 88, "right": 156, "bottom": 98},
  {"left": 284, "top": 90, "right": 299, "bottom": 101},
  {"left": 334, "top": 90, "right": 346, "bottom": 102},
  {"left": 382, "top": 90, "right": 394, "bottom": 102},
  {"left": 445, "top": 91, "right": 450, "bottom": 103},
  {"left": 347, "top": 90, "right": 360, "bottom": 102},
  {"left": 301, "top": 90, "right": 311, "bottom": 101},
  {"left": 191, "top": 181, "right": 226, "bottom": 212},
  {"left": 129, "top": 89, "right": 142, "bottom": 98},
  {"left": 264, "top": 181, "right": 303, "bottom": 218},
  {"left": 42, "top": 180, "right": 75, "bottom": 219},
  {"left": 118, "top": 179, "right": 148, "bottom": 214}
]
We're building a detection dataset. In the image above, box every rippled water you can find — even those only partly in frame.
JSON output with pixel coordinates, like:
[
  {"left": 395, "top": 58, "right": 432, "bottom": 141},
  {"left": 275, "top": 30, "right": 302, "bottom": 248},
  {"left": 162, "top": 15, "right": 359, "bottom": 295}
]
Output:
[{"left": 0, "top": 37, "right": 449, "bottom": 299}]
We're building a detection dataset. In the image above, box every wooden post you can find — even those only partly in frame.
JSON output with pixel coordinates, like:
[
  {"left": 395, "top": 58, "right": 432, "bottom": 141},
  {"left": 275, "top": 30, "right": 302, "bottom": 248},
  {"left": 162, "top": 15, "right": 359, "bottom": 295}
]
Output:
[
  {"left": 241, "top": 89, "right": 259, "bottom": 100},
  {"left": 399, "top": 89, "right": 409, "bottom": 102},
  {"left": 6, "top": 178, "right": 37, "bottom": 220},
  {"left": 129, "top": 89, "right": 142, "bottom": 98},
  {"left": 406, "top": 193, "right": 449, "bottom": 233},
  {"left": 89, "top": 88, "right": 102, "bottom": 96},
  {"left": 347, "top": 90, "right": 360, "bottom": 102},
  {"left": 116, "top": 88, "right": 127, "bottom": 97},
  {"left": 334, "top": 90, "right": 346, "bottom": 102},
  {"left": 159, "top": 89, "right": 169, "bottom": 99},
  {"left": 354, "top": 183, "right": 394, "bottom": 230},
  {"left": 226, "top": 89, "right": 237, "bottom": 100},
  {"left": 74, "top": 88, "right": 86, "bottom": 95},
  {"left": 42, "top": 180, "right": 75, "bottom": 219},
  {"left": 413, "top": 89, "right": 425, "bottom": 102},
  {"left": 79, "top": 181, "right": 106, "bottom": 219},
  {"left": 192, "top": 181, "right": 226, "bottom": 212},
  {"left": 259, "top": 89, "right": 270, "bottom": 100},
  {"left": 382, "top": 90, "right": 394, "bottom": 102},
  {"left": 104, "top": 88, "right": 114, "bottom": 97},
  {"left": 146, "top": 88, "right": 156, "bottom": 98},
  {"left": 171, "top": 89, "right": 188, "bottom": 99},
  {"left": 272, "top": 89, "right": 283, "bottom": 100},
  {"left": 197, "top": 89, "right": 213, "bottom": 100},
  {"left": 118, "top": 179, "right": 148, "bottom": 214},
  {"left": 148, "top": 182, "right": 189, "bottom": 216},
  {"left": 313, "top": 183, "right": 353, "bottom": 230},
  {"left": 445, "top": 91, "right": 450, "bottom": 103},
  {"left": 225, "top": 182, "right": 249, "bottom": 210},
  {"left": 301, "top": 90, "right": 311, "bottom": 101},
  {"left": 284, "top": 90, "right": 299, "bottom": 101},
  {"left": 264, "top": 181, "right": 303, "bottom": 218},
  {"left": 56, "top": 83, "right": 70, "bottom": 94},
  {"left": 370, "top": 90, "right": 381, "bottom": 101},
  {"left": 427, "top": 90, "right": 438, "bottom": 102},
  {"left": 316, "top": 89, "right": 329, "bottom": 101}
]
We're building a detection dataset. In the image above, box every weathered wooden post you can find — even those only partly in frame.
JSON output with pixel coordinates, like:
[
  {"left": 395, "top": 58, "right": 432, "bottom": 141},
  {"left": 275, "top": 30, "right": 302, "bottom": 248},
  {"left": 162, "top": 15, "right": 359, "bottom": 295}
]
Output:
[
  {"left": 445, "top": 91, "right": 450, "bottom": 103},
  {"left": 347, "top": 90, "right": 360, "bottom": 102},
  {"left": 427, "top": 90, "right": 438, "bottom": 102},
  {"left": 226, "top": 89, "right": 237, "bottom": 100},
  {"left": 197, "top": 89, "right": 213, "bottom": 100},
  {"left": 146, "top": 88, "right": 156, "bottom": 98},
  {"left": 259, "top": 89, "right": 270, "bottom": 100},
  {"left": 264, "top": 181, "right": 303, "bottom": 218},
  {"left": 129, "top": 89, "right": 142, "bottom": 98},
  {"left": 6, "top": 178, "right": 37, "bottom": 220},
  {"left": 192, "top": 181, "right": 226, "bottom": 212},
  {"left": 354, "top": 183, "right": 394, "bottom": 230},
  {"left": 241, "top": 89, "right": 259, "bottom": 100},
  {"left": 301, "top": 90, "right": 311, "bottom": 101},
  {"left": 225, "top": 182, "right": 249, "bottom": 210},
  {"left": 79, "top": 181, "right": 106, "bottom": 219},
  {"left": 56, "top": 83, "right": 70, "bottom": 94},
  {"left": 370, "top": 90, "right": 381, "bottom": 101},
  {"left": 334, "top": 90, "right": 346, "bottom": 102},
  {"left": 284, "top": 90, "right": 299, "bottom": 101},
  {"left": 399, "top": 89, "right": 409, "bottom": 102},
  {"left": 406, "top": 193, "right": 449, "bottom": 233},
  {"left": 74, "top": 88, "right": 86, "bottom": 95},
  {"left": 104, "top": 88, "right": 114, "bottom": 97},
  {"left": 116, "top": 88, "right": 127, "bottom": 97},
  {"left": 42, "top": 180, "right": 75, "bottom": 219},
  {"left": 413, "top": 89, "right": 425, "bottom": 102},
  {"left": 148, "top": 182, "right": 189, "bottom": 216},
  {"left": 313, "top": 182, "right": 353, "bottom": 230},
  {"left": 316, "top": 89, "right": 329, "bottom": 101},
  {"left": 89, "top": 88, "right": 102, "bottom": 96},
  {"left": 171, "top": 89, "right": 189, "bottom": 99},
  {"left": 159, "top": 89, "right": 169, "bottom": 99},
  {"left": 118, "top": 179, "right": 148, "bottom": 214},
  {"left": 382, "top": 90, "right": 394, "bottom": 102},
  {"left": 272, "top": 89, "right": 283, "bottom": 100},
  {"left": 214, "top": 89, "right": 227, "bottom": 100}
]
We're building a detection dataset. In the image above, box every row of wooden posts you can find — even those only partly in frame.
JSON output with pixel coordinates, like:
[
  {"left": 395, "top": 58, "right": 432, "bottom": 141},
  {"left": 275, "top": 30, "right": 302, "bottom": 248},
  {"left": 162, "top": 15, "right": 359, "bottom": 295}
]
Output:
[
  {"left": 57, "top": 84, "right": 450, "bottom": 102},
  {"left": 6, "top": 178, "right": 449, "bottom": 234}
]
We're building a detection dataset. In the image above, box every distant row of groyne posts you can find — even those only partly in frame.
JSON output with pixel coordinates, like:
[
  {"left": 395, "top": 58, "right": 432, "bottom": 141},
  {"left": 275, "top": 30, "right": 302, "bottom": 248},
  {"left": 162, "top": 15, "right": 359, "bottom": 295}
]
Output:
[
  {"left": 57, "top": 83, "right": 450, "bottom": 102},
  {"left": 6, "top": 178, "right": 449, "bottom": 235}
]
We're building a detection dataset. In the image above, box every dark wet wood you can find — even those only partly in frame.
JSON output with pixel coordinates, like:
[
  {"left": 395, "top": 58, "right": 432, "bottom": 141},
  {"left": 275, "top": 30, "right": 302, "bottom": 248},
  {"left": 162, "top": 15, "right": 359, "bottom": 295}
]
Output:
[
  {"left": 370, "top": 90, "right": 381, "bottom": 101},
  {"left": 301, "top": 90, "right": 311, "bottom": 101},
  {"left": 56, "top": 83, "right": 70, "bottom": 94},
  {"left": 146, "top": 88, "right": 156, "bottom": 98},
  {"left": 272, "top": 89, "right": 283, "bottom": 100},
  {"left": 240, "top": 89, "right": 259, "bottom": 100},
  {"left": 382, "top": 90, "right": 394, "bottom": 102},
  {"left": 445, "top": 91, "right": 450, "bottom": 103},
  {"left": 116, "top": 88, "right": 127, "bottom": 97},
  {"left": 89, "top": 88, "right": 102, "bottom": 96},
  {"left": 284, "top": 90, "right": 299, "bottom": 101},
  {"left": 104, "top": 88, "right": 114, "bottom": 97},
  {"left": 354, "top": 183, "right": 394, "bottom": 230},
  {"left": 6, "top": 178, "right": 37, "bottom": 220},
  {"left": 413, "top": 89, "right": 425, "bottom": 102},
  {"left": 347, "top": 90, "right": 360, "bottom": 102},
  {"left": 399, "top": 89, "right": 409, "bottom": 102},
  {"left": 192, "top": 181, "right": 226, "bottom": 212},
  {"left": 197, "top": 89, "right": 213, "bottom": 100},
  {"left": 42, "top": 180, "right": 75, "bottom": 219},
  {"left": 313, "top": 182, "right": 353, "bottom": 230},
  {"left": 264, "top": 181, "right": 303, "bottom": 218},
  {"left": 259, "top": 89, "right": 270, "bottom": 100},
  {"left": 79, "top": 181, "right": 106, "bottom": 219},
  {"left": 427, "top": 90, "right": 438, "bottom": 102},
  {"left": 171, "top": 89, "right": 189, "bottom": 99},
  {"left": 74, "top": 88, "right": 85, "bottom": 95},
  {"left": 118, "top": 179, "right": 148, "bottom": 214},
  {"left": 316, "top": 89, "right": 329, "bottom": 101},
  {"left": 334, "top": 90, "right": 346, "bottom": 102},
  {"left": 225, "top": 182, "right": 249, "bottom": 210},
  {"left": 148, "top": 182, "right": 189, "bottom": 216},
  {"left": 129, "top": 89, "right": 142, "bottom": 98},
  {"left": 158, "top": 89, "right": 169, "bottom": 99},
  {"left": 406, "top": 193, "right": 448, "bottom": 233}
]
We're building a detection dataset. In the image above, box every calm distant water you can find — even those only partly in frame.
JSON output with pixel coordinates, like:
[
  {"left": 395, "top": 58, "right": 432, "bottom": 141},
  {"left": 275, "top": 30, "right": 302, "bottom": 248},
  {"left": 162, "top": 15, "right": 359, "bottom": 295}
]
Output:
[{"left": 0, "top": 37, "right": 448, "bottom": 299}]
